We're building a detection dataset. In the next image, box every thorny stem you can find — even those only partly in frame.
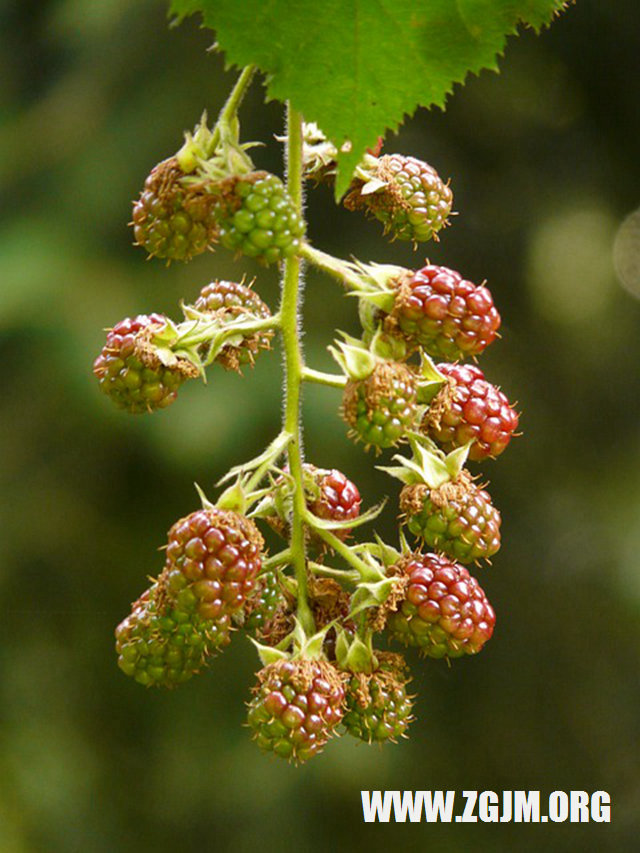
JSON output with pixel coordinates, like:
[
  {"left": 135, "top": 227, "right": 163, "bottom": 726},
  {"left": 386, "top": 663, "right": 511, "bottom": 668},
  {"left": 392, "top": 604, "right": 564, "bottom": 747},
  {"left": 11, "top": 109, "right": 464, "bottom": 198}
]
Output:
[{"left": 280, "top": 104, "right": 314, "bottom": 636}]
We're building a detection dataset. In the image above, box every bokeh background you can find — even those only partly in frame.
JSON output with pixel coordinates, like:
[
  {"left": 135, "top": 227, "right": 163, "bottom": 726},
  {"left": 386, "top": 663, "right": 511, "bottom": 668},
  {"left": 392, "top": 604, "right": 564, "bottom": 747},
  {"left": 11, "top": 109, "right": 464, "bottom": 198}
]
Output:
[{"left": 1, "top": 1, "right": 639, "bottom": 850}]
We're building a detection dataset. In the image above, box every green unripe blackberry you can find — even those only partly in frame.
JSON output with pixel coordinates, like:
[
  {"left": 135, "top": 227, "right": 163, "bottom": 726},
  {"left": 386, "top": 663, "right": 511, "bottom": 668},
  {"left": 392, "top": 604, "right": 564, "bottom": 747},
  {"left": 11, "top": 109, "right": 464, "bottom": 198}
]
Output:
[
  {"left": 213, "top": 171, "right": 305, "bottom": 264},
  {"left": 247, "top": 658, "right": 346, "bottom": 763},
  {"left": 345, "top": 154, "right": 453, "bottom": 243},
  {"left": 343, "top": 654, "right": 414, "bottom": 743},
  {"left": 342, "top": 361, "right": 417, "bottom": 450},
  {"left": 193, "top": 279, "right": 273, "bottom": 371}
]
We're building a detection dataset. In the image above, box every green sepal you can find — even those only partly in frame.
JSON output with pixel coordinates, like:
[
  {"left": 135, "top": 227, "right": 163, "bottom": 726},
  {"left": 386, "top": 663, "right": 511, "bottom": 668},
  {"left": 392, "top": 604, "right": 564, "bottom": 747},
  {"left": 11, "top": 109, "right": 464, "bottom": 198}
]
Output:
[
  {"left": 341, "top": 633, "right": 377, "bottom": 674},
  {"left": 194, "top": 482, "right": 216, "bottom": 512},
  {"left": 304, "top": 499, "right": 386, "bottom": 533},
  {"left": 329, "top": 332, "right": 383, "bottom": 380},
  {"left": 379, "top": 439, "right": 471, "bottom": 488},
  {"left": 215, "top": 478, "right": 247, "bottom": 514},
  {"left": 291, "top": 619, "right": 335, "bottom": 661},
  {"left": 360, "top": 177, "right": 387, "bottom": 196},
  {"left": 349, "top": 578, "right": 397, "bottom": 618},
  {"left": 367, "top": 325, "right": 408, "bottom": 361},
  {"left": 250, "top": 637, "right": 289, "bottom": 667},
  {"left": 216, "top": 431, "right": 292, "bottom": 487}
]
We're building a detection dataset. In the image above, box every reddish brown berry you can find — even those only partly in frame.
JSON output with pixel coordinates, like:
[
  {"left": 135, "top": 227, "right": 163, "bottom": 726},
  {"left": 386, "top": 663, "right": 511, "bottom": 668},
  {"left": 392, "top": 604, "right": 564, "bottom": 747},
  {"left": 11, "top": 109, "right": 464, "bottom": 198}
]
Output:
[
  {"left": 163, "top": 507, "right": 264, "bottom": 630},
  {"left": 307, "top": 466, "right": 362, "bottom": 541},
  {"left": 387, "top": 265, "right": 501, "bottom": 360},
  {"left": 93, "top": 314, "right": 197, "bottom": 414},
  {"left": 423, "top": 363, "right": 519, "bottom": 460},
  {"left": 400, "top": 472, "right": 501, "bottom": 564},
  {"left": 387, "top": 553, "right": 495, "bottom": 658},
  {"left": 247, "top": 659, "right": 346, "bottom": 763},
  {"left": 131, "top": 158, "right": 219, "bottom": 262}
]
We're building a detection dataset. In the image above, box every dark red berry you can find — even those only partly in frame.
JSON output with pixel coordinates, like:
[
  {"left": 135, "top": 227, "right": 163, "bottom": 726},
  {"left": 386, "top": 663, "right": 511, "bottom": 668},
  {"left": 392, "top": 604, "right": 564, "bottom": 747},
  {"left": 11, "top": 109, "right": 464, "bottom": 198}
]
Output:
[
  {"left": 163, "top": 507, "right": 264, "bottom": 629},
  {"left": 387, "top": 553, "right": 495, "bottom": 658},
  {"left": 307, "top": 466, "right": 362, "bottom": 541},
  {"left": 423, "top": 363, "right": 519, "bottom": 460},
  {"left": 387, "top": 265, "right": 501, "bottom": 360}
]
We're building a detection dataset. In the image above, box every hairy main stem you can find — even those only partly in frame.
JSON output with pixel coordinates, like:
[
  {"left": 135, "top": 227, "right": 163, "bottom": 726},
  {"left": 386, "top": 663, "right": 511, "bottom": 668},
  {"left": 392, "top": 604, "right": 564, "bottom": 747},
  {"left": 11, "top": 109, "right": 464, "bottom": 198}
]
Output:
[{"left": 280, "top": 104, "right": 314, "bottom": 636}]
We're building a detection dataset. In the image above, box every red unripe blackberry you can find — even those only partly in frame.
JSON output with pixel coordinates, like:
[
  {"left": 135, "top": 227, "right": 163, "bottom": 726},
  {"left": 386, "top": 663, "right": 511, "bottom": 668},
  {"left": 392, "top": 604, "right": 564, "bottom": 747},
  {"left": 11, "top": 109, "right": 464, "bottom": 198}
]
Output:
[
  {"left": 93, "top": 314, "right": 196, "bottom": 414},
  {"left": 193, "top": 279, "right": 273, "bottom": 371},
  {"left": 388, "top": 265, "right": 501, "bottom": 360},
  {"left": 400, "top": 472, "right": 501, "bottom": 564},
  {"left": 164, "top": 507, "right": 264, "bottom": 625},
  {"left": 247, "top": 658, "right": 346, "bottom": 763},
  {"left": 423, "top": 363, "right": 519, "bottom": 461},
  {"left": 131, "top": 158, "right": 219, "bottom": 262},
  {"left": 345, "top": 154, "right": 452, "bottom": 243},
  {"left": 307, "top": 466, "right": 362, "bottom": 541},
  {"left": 342, "top": 361, "right": 418, "bottom": 451},
  {"left": 213, "top": 171, "right": 305, "bottom": 264},
  {"left": 115, "top": 582, "right": 228, "bottom": 688},
  {"left": 387, "top": 553, "right": 495, "bottom": 658},
  {"left": 343, "top": 654, "right": 414, "bottom": 743}
]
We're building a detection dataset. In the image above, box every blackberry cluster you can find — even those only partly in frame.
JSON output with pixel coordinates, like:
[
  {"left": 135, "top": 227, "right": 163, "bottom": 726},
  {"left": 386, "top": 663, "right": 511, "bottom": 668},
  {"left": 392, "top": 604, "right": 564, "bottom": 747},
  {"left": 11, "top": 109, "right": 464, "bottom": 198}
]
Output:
[{"left": 100, "top": 85, "right": 522, "bottom": 768}]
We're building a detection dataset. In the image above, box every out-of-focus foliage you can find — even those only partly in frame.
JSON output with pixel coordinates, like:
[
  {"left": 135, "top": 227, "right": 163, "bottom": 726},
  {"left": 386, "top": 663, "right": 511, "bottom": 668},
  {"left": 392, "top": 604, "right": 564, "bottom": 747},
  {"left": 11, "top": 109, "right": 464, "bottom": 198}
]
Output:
[{"left": 0, "top": 0, "right": 639, "bottom": 850}]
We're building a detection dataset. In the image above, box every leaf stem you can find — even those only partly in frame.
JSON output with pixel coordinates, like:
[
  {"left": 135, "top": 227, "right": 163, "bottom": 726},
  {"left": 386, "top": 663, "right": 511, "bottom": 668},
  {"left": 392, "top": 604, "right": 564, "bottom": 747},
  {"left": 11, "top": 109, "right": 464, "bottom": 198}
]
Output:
[
  {"left": 302, "top": 511, "right": 382, "bottom": 582},
  {"left": 299, "top": 242, "right": 365, "bottom": 291},
  {"left": 208, "top": 65, "right": 256, "bottom": 154},
  {"left": 280, "top": 104, "right": 314, "bottom": 636},
  {"left": 301, "top": 367, "right": 347, "bottom": 388}
]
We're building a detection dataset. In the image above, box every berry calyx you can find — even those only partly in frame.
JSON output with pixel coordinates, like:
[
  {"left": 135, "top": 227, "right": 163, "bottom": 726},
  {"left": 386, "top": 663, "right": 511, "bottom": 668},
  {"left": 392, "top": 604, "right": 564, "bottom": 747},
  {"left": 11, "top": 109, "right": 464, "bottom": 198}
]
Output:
[
  {"left": 212, "top": 171, "right": 305, "bottom": 264},
  {"left": 422, "top": 363, "right": 519, "bottom": 461},
  {"left": 342, "top": 361, "right": 418, "bottom": 451},
  {"left": 342, "top": 653, "right": 414, "bottom": 743},
  {"left": 400, "top": 470, "right": 501, "bottom": 564},
  {"left": 192, "top": 279, "right": 273, "bottom": 371},
  {"left": 247, "top": 658, "right": 346, "bottom": 763},
  {"left": 344, "top": 154, "right": 453, "bottom": 243},
  {"left": 387, "top": 553, "right": 496, "bottom": 658},
  {"left": 93, "top": 314, "right": 197, "bottom": 414},
  {"left": 131, "top": 158, "right": 219, "bottom": 262},
  {"left": 385, "top": 265, "right": 501, "bottom": 361}
]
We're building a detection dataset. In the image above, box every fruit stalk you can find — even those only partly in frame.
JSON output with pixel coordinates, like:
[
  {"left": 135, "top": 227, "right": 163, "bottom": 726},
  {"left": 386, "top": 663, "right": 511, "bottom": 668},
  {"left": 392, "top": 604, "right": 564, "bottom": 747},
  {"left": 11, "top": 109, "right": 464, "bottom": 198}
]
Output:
[{"left": 280, "top": 104, "right": 314, "bottom": 635}]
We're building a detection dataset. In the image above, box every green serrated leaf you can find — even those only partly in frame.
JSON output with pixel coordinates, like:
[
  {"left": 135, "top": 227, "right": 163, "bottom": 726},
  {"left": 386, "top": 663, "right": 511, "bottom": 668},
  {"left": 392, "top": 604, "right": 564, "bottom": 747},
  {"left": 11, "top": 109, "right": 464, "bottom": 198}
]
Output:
[{"left": 169, "top": 0, "right": 569, "bottom": 196}]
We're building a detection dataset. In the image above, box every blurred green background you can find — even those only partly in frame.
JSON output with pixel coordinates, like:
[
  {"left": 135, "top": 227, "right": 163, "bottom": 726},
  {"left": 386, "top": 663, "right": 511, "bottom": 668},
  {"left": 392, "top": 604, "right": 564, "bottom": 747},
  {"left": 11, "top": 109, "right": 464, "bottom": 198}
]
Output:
[{"left": 1, "top": 1, "right": 639, "bottom": 850}]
